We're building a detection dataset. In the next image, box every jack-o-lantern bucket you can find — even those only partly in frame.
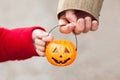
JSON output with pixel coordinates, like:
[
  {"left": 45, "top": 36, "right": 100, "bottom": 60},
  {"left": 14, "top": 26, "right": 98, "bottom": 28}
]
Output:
[{"left": 45, "top": 25, "right": 77, "bottom": 66}]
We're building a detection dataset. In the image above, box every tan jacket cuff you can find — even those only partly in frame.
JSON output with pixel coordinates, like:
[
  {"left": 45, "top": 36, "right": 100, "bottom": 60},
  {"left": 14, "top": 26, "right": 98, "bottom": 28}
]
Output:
[{"left": 57, "top": 0, "right": 104, "bottom": 21}]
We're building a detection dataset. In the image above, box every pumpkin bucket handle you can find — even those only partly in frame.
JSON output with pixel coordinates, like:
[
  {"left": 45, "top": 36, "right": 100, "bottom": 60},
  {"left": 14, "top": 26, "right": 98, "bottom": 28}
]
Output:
[{"left": 48, "top": 24, "right": 78, "bottom": 51}]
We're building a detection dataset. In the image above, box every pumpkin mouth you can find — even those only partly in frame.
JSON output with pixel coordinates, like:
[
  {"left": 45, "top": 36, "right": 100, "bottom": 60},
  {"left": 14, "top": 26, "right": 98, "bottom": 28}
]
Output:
[{"left": 52, "top": 57, "right": 70, "bottom": 64}]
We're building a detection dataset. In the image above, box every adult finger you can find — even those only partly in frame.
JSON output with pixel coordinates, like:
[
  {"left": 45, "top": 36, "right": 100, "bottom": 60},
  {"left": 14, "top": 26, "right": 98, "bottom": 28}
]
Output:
[
  {"left": 65, "top": 10, "right": 77, "bottom": 22},
  {"left": 83, "top": 17, "right": 92, "bottom": 33},
  {"left": 58, "top": 18, "right": 69, "bottom": 33},
  {"left": 59, "top": 23, "right": 75, "bottom": 34},
  {"left": 58, "top": 18, "right": 68, "bottom": 26},
  {"left": 74, "top": 18, "right": 85, "bottom": 34},
  {"left": 91, "top": 20, "right": 98, "bottom": 31}
]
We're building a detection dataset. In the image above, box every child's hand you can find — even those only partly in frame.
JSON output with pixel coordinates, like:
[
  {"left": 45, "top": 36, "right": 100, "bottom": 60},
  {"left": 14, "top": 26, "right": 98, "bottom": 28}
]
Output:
[{"left": 32, "top": 29, "right": 54, "bottom": 57}]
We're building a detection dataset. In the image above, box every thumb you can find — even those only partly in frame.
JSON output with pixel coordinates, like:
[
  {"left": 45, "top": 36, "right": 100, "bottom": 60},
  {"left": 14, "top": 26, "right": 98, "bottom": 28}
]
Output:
[{"left": 65, "top": 10, "right": 77, "bottom": 23}]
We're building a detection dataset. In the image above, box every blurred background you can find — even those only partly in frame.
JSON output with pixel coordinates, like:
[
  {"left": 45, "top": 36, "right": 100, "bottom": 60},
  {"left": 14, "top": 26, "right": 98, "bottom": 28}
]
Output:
[{"left": 0, "top": 0, "right": 120, "bottom": 80}]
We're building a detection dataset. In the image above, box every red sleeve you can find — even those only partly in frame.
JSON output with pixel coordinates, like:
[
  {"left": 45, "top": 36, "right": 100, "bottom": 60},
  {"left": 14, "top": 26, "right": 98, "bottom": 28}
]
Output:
[{"left": 0, "top": 26, "right": 45, "bottom": 62}]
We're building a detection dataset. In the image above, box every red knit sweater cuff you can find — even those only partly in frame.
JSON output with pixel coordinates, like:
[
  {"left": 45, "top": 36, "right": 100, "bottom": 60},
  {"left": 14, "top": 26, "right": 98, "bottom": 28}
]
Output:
[
  {"left": 20, "top": 26, "right": 46, "bottom": 58},
  {"left": 14, "top": 26, "right": 46, "bottom": 60},
  {"left": 0, "top": 26, "right": 46, "bottom": 61}
]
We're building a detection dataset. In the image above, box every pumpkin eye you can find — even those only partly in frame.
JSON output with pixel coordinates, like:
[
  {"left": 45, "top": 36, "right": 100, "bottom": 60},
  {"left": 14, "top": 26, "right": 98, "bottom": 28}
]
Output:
[
  {"left": 64, "top": 48, "right": 70, "bottom": 53},
  {"left": 53, "top": 48, "right": 58, "bottom": 53}
]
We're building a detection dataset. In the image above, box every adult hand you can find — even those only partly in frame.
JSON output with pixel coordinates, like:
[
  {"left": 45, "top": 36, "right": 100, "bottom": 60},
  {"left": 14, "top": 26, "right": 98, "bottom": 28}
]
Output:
[
  {"left": 58, "top": 10, "right": 99, "bottom": 35},
  {"left": 32, "top": 29, "right": 54, "bottom": 57}
]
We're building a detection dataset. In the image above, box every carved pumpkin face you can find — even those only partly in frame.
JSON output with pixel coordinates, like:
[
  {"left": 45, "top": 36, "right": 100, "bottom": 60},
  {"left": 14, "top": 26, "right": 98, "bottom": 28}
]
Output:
[{"left": 46, "top": 40, "right": 76, "bottom": 66}]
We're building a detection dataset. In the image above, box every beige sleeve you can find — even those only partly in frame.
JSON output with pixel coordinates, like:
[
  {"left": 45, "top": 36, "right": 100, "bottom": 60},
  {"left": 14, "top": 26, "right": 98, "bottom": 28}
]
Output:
[{"left": 57, "top": 0, "right": 104, "bottom": 20}]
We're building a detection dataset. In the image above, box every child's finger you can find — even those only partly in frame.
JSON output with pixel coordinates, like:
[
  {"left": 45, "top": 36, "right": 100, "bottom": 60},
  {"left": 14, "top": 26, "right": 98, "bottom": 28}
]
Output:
[
  {"left": 34, "top": 44, "right": 45, "bottom": 52},
  {"left": 32, "top": 29, "right": 48, "bottom": 39},
  {"left": 36, "top": 49, "right": 45, "bottom": 57},
  {"left": 36, "top": 31, "right": 48, "bottom": 39},
  {"left": 42, "top": 34, "right": 54, "bottom": 42},
  {"left": 34, "top": 39, "right": 46, "bottom": 47}
]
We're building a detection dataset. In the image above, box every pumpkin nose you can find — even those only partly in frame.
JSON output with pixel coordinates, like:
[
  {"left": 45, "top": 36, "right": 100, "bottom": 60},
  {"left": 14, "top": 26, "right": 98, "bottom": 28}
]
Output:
[{"left": 59, "top": 55, "right": 62, "bottom": 58}]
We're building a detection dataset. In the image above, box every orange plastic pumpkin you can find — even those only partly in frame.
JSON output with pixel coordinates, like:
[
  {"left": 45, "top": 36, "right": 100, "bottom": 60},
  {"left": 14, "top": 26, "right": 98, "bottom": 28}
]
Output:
[{"left": 46, "top": 40, "right": 76, "bottom": 66}]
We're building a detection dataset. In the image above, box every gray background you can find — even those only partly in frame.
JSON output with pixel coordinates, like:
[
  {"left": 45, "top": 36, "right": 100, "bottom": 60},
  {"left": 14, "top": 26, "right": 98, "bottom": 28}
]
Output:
[{"left": 0, "top": 0, "right": 120, "bottom": 80}]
